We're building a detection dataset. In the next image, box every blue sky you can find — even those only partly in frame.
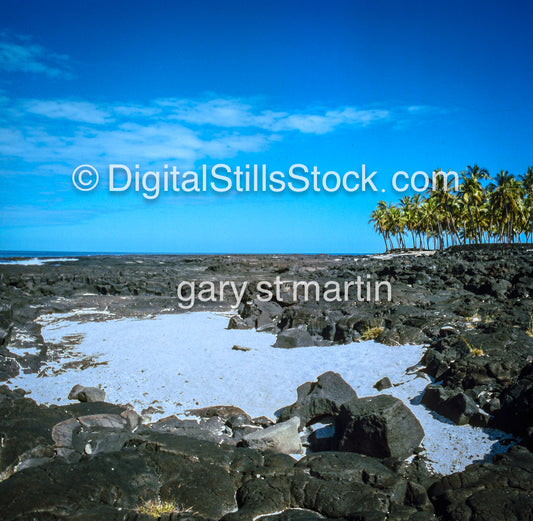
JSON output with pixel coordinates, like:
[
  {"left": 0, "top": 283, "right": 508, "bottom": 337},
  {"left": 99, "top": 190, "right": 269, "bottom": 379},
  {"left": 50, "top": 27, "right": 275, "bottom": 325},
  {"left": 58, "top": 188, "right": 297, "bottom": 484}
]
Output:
[{"left": 0, "top": 0, "right": 532, "bottom": 253}]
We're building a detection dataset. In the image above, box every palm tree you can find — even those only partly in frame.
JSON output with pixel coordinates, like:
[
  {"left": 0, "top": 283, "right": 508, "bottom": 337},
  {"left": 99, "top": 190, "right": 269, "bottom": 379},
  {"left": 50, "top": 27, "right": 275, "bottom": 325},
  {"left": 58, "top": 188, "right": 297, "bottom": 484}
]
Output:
[
  {"left": 382, "top": 203, "right": 406, "bottom": 249},
  {"left": 458, "top": 165, "right": 490, "bottom": 244},
  {"left": 369, "top": 164, "right": 531, "bottom": 251},
  {"left": 399, "top": 195, "right": 419, "bottom": 249},
  {"left": 520, "top": 167, "right": 533, "bottom": 242},
  {"left": 369, "top": 201, "right": 390, "bottom": 251},
  {"left": 521, "top": 166, "right": 533, "bottom": 194},
  {"left": 419, "top": 197, "right": 439, "bottom": 249},
  {"left": 489, "top": 171, "right": 526, "bottom": 243},
  {"left": 428, "top": 170, "right": 460, "bottom": 248}
]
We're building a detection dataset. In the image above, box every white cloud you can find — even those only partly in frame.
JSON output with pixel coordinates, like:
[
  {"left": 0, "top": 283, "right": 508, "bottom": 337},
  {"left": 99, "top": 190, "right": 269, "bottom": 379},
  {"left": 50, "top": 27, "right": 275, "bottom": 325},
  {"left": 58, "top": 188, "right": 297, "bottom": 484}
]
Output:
[
  {"left": 0, "top": 33, "right": 72, "bottom": 78},
  {"left": 158, "top": 98, "right": 391, "bottom": 133},
  {"left": 267, "top": 108, "right": 390, "bottom": 134},
  {"left": 0, "top": 94, "right": 445, "bottom": 173},
  {"left": 113, "top": 105, "right": 162, "bottom": 118},
  {"left": 161, "top": 98, "right": 260, "bottom": 127},
  {"left": 23, "top": 100, "right": 112, "bottom": 124}
]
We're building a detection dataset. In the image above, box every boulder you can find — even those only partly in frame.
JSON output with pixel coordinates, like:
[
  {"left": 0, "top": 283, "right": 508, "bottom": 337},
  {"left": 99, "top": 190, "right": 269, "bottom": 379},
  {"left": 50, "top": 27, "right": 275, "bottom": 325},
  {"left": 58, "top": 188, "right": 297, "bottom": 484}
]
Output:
[
  {"left": 273, "top": 327, "right": 314, "bottom": 348},
  {"left": 494, "top": 364, "right": 533, "bottom": 442},
  {"left": 120, "top": 409, "right": 143, "bottom": 430},
  {"left": 0, "top": 303, "right": 13, "bottom": 346},
  {"left": 68, "top": 384, "right": 106, "bottom": 403},
  {"left": 228, "top": 315, "right": 252, "bottom": 330},
  {"left": 186, "top": 404, "right": 252, "bottom": 424},
  {"left": 52, "top": 413, "right": 132, "bottom": 462},
  {"left": 239, "top": 298, "right": 283, "bottom": 331},
  {"left": 255, "top": 300, "right": 283, "bottom": 329},
  {"left": 421, "top": 349, "right": 450, "bottom": 380},
  {"left": 0, "top": 357, "right": 19, "bottom": 381},
  {"left": 0, "top": 328, "right": 9, "bottom": 348},
  {"left": 438, "top": 392, "right": 482, "bottom": 426},
  {"left": 374, "top": 377, "right": 393, "bottom": 391},
  {"left": 242, "top": 417, "right": 302, "bottom": 454},
  {"left": 336, "top": 395, "right": 424, "bottom": 459},
  {"left": 51, "top": 418, "right": 80, "bottom": 448},
  {"left": 278, "top": 371, "right": 357, "bottom": 428},
  {"left": 421, "top": 385, "right": 482, "bottom": 426},
  {"left": 148, "top": 415, "right": 234, "bottom": 445}
]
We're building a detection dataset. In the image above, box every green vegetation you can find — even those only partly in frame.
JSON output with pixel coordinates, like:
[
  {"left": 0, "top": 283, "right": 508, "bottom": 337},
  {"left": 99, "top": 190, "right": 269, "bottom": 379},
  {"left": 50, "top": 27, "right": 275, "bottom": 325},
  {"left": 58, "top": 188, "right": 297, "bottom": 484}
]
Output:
[
  {"left": 360, "top": 326, "right": 384, "bottom": 341},
  {"left": 369, "top": 165, "right": 533, "bottom": 250},
  {"left": 460, "top": 334, "right": 485, "bottom": 357},
  {"left": 527, "top": 313, "right": 533, "bottom": 338},
  {"left": 465, "top": 311, "right": 482, "bottom": 323},
  {"left": 136, "top": 498, "right": 190, "bottom": 517},
  {"left": 483, "top": 310, "right": 498, "bottom": 324}
]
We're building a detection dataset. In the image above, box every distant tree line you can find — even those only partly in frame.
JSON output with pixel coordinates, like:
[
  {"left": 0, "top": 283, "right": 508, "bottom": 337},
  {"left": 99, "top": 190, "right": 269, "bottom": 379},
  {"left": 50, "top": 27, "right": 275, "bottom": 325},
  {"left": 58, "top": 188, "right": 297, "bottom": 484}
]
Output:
[{"left": 369, "top": 165, "right": 533, "bottom": 251}]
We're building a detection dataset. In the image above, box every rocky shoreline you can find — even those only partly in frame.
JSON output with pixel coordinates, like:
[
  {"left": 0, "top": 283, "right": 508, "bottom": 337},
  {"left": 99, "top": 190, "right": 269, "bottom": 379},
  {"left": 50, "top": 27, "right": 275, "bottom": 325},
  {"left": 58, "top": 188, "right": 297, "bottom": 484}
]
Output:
[{"left": 1, "top": 247, "right": 533, "bottom": 520}]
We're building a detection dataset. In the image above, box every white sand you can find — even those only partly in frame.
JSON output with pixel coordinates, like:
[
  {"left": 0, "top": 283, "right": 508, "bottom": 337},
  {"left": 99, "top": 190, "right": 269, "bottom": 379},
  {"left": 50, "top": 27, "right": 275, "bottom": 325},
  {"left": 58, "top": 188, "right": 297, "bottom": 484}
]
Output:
[
  {"left": 7, "top": 310, "right": 516, "bottom": 475},
  {"left": 369, "top": 251, "right": 437, "bottom": 261}
]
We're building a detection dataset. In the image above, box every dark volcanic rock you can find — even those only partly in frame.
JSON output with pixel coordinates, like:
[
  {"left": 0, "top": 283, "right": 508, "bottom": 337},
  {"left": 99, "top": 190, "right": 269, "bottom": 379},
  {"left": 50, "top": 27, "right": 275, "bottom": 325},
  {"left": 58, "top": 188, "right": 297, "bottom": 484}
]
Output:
[
  {"left": 2, "top": 247, "right": 533, "bottom": 520},
  {"left": 0, "top": 302, "right": 13, "bottom": 347},
  {"left": 147, "top": 414, "right": 235, "bottom": 445},
  {"left": 1, "top": 426, "right": 258, "bottom": 520},
  {"left": 295, "top": 451, "right": 403, "bottom": 489},
  {"left": 0, "top": 357, "right": 19, "bottom": 381},
  {"left": 421, "top": 385, "right": 485, "bottom": 426},
  {"left": 336, "top": 395, "right": 424, "bottom": 459},
  {"left": 429, "top": 446, "right": 533, "bottom": 521},
  {"left": 68, "top": 384, "right": 106, "bottom": 403},
  {"left": 494, "top": 364, "right": 533, "bottom": 448},
  {"left": 278, "top": 371, "right": 357, "bottom": 428},
  {"left": 0, "top": 386, "right": 70, "bottom": 474},
  {"left": 225, "top": 449, "right": 436, "bottom": 521},
  {"left": 242, "top": 417, "right": 302, "bottom": 454},
  {"left": 0, "top": 385, "right": 130, "bottom": 476},
  {"left": 53, "top": 412, "right": 134, "bottom": 462},
  {"left": 186, "top": 404, "right": 252, "bottom": 425},
  {"left": 228, "top": 314, "right": 252, "bottom": 329},
  {"left": 225, "top": 475, "right": 292, "bottom": 520},
  {"left": 239, "top": 298, "right": 283, "bottom": 332},
  {"left": 0, "top": 380, "right": 487, "bottom": 521},
  {"left": 374, "top": 376, "right": 393, "bottom": 391},
  {"left": 159, "top": 457, "right": 238, "bottom": 518},
  {"left": 274, "top": 327, "right": 315, "bottom": 348},
  {"left": 292, "top": 476, "right": 392, "bottom": 520},
  {"left": 0, "top": 451, "right": 161, "bottom": 521}
]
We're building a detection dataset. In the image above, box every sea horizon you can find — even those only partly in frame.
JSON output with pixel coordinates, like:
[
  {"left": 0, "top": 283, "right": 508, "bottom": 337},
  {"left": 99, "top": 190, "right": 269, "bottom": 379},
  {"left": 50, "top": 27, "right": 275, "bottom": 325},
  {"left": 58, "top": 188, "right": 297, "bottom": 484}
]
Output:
[{"left": 0, "top": 250, "right": 374, "bottom": 258}]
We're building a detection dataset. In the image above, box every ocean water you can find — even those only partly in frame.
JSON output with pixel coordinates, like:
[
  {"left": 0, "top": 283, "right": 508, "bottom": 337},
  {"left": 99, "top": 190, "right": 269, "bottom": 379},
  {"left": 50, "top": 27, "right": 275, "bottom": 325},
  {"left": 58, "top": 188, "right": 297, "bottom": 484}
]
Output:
[
  {"left": 0, "top": 251, "right": 371, "bottom": 259},
  {"left": 0, "top": 251, "right": 128, "bottom": 258}
]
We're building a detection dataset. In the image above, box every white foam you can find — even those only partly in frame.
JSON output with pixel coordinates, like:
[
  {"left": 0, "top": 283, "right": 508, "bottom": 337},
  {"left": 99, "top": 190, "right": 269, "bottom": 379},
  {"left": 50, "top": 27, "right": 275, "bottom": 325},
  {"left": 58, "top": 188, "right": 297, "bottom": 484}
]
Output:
[
  {"left": 8, "top": 310, "right": 515, "bottom": 474},
  {"left": 0, "top": 257, "right": 78, "bottom": 266}
]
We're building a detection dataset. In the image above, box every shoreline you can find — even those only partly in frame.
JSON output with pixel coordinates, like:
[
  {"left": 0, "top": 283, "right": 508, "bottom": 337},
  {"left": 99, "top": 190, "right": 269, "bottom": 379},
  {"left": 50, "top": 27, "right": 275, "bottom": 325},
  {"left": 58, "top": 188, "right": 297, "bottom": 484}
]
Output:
[{"left": 1, "top": 248, "right": 532, "bottom": 519}]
